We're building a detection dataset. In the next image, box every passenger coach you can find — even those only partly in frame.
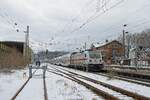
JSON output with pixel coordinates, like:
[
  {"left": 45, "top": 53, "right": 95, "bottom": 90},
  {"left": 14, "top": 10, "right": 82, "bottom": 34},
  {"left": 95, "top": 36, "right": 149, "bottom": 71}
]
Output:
[{"left": 51, "top": 50, "right": 104, "bottom": 71}]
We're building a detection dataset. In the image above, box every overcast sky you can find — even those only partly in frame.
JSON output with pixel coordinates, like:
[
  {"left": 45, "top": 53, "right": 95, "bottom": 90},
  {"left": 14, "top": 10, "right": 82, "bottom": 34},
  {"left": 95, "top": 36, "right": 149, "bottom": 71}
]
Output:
[{"left": 0, "top": 0, "right": 150, "bottom": 52}]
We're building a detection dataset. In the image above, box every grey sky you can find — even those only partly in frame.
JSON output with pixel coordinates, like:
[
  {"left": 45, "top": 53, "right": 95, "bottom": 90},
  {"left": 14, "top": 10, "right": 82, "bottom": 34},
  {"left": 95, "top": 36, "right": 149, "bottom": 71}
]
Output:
[{"left": 0, "top": 0, "right": 150, "bottom": 52}]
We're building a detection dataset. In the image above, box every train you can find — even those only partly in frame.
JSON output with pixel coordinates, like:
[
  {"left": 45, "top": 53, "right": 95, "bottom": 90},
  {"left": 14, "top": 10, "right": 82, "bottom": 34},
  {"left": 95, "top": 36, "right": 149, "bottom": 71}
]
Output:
[{"left": 50, "top": 50, "right": 104, "bottom": 71}]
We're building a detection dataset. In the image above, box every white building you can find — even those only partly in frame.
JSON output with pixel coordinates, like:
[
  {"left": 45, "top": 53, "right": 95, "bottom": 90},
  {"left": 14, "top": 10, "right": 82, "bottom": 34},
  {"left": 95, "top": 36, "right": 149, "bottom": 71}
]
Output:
[{"left": 129, "top": 47, "right": 150, "bottom": 67}]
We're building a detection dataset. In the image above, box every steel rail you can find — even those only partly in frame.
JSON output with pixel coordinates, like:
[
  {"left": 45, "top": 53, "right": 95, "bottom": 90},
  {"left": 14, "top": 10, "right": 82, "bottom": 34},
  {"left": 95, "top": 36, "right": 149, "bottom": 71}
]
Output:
[
  {"left": 47, "top": 69, "right": 119, "bottom": 100},
  {"left": 95, "top": 72, "right": 150, "bottom": 87},
  {"left": 50, "top": 66, "right": 150, "bottom": 100},
  {"left": 10, "top": 69, "right": 37, "bottom": 100}
]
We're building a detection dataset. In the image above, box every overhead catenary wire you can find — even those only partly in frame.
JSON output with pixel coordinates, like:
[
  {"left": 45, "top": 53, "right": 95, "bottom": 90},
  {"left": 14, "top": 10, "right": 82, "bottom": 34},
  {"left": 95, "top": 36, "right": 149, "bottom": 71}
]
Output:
[
  {"left": 100, "top": 0, "right": 150, "bottom": 32},
  {"left": 70, "top": 0, "right": 124, "bottom": 33},
  {"left": 83, "top": 0, "right": 150, "bottom": 41},
  {"left": 54, "top": 0, "right": 112, "bottom": 36},
  {"left": 128, "top": 22, "right": 150, "bottom": 33},
  {"left": 1, "top": 1, "right": 150, "bottom": 52},
  {"left": 98, "top": 18, "right": 150, "bottom": 36},
  {"left": 54, "top": 0, "right": 96, "bottom": 36},
  {"left": 30, "top": 0, "right": 150, "bottom": 52},
  {"left": 0, "top": 8, "right": 26, "bottom": 33},
  {"left": 84, "top": 0, "right": 148, "bottom": 36}
]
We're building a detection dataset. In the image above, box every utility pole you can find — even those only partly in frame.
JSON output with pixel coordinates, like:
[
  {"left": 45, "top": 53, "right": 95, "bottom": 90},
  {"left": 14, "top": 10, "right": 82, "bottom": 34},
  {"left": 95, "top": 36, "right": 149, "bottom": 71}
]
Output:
[
  {"left": 27, "top": 26, "right": 29, "bottom": 63},
  {"left": 123, "top": 24, "right": 127, "bottom": 59},
  {"left": 84, "top": 42, "right": 87, "bottom": 50},
  {"left": 123, "top": 29, "right": 125, "bottom": 59},
  {"left": 24, "top": 25, "right": 29, "bottom": 64},
  {"left": 127, "top": 34, "right": 131, "bottom": 58}
]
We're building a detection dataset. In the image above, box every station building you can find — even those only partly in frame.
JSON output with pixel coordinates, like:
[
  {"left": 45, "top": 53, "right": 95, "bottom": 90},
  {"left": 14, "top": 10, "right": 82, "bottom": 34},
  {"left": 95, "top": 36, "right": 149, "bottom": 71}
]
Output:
[{"left": 91, "top": 40, "right": 124, "bottom": 64}]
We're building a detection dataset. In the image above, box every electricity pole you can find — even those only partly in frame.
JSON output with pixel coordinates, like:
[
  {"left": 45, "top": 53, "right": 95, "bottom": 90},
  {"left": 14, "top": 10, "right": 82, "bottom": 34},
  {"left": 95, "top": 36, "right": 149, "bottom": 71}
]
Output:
[
  {"left": 27, "top": 26, "right": 29, "bottom": 63},
  {"left": 123, "top": 24, "right": 127, "bottom": 59},
  {"left": 123, "top": 29, "right": 125, "bottom": 59},
  {"left": 84, "top": 42, "right": 87, "bottom": 50},
  {"left": 24, "top": 25, "right": 29, "bottom": 64}
]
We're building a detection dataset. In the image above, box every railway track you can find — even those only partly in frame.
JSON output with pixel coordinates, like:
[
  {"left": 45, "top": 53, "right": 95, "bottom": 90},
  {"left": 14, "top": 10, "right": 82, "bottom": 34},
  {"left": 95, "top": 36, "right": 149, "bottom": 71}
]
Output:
[
  {"left": 58, "top": 65, "right": 150, "bottom": 87},
  {"left": 10, "top": 69, "right": 37, "bottom": 100},
  {"left": 10, "top": 69, "right": 48, "bottom": 100},
  {"left": 10, "top": 77, "right": 31, "bottom": 100},
  {"left": 95, "top": 72, "right": 150, "bottom": 87},
  {"left": 102, "top": 69, "right": 150, "bottom": 83},
  {"left": 47, "top": 68, "right": 119, "bottom": 100},
  {"left": 103, "top": 65, "right": 150, "bottom": 83},
  {"left": 105, "top": 65, "right": 150, "bottom": 71},
  {"left": 47, "top": 66, "right": 150, "bottom": 100}
]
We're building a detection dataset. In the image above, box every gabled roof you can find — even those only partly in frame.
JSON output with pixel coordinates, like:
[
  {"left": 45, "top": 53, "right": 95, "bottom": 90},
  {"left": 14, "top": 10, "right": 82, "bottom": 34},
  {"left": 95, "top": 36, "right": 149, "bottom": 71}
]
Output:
[{"left": 94, "top": 40, "right": 123, "bottom": 49}]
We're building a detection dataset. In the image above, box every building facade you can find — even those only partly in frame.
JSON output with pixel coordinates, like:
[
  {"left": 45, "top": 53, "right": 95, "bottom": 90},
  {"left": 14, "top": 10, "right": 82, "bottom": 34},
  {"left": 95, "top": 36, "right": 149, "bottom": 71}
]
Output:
[{"left": 91, "top": 40, "right": 124, "bottom": 64}]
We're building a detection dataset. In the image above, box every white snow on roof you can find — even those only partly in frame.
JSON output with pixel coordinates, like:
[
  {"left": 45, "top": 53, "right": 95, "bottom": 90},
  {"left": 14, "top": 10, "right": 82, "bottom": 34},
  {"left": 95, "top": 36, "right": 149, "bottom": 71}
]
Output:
[
  {"left": 93, "top": 42, "right": 107, "bottom": 48},
  {"left": 93, "top": 40, "right": 118, "bottom": 48}
]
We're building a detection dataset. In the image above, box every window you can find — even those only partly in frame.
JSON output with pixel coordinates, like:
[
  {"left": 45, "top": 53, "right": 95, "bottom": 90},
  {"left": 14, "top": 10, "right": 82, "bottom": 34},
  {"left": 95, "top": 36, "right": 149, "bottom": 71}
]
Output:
[{"left": 89, "top": 51, "right": 101, "bottom": 58}]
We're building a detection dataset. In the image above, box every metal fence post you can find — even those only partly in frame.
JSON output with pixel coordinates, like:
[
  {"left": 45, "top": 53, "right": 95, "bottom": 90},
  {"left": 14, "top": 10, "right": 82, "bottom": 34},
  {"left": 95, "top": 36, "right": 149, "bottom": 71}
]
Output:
[
  {"left": 43, "top": 65, "right": 47, "bottom": 78},
  {"left": 29, "top": 65, "right": 32, "bottom": 78}
]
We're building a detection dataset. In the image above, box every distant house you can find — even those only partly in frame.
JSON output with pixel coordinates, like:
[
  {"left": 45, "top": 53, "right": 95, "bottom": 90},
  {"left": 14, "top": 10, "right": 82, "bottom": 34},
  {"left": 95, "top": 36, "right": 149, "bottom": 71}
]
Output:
[{"left": 91, "top": 40, "right": 124, "bottom": 64}]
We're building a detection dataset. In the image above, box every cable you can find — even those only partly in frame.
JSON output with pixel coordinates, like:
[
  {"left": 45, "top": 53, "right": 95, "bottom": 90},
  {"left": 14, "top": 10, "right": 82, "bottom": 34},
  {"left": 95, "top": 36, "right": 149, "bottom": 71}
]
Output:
[
  {"left": 53, "top": 0, "right": 96, "bottom": 37},
  {"left": 55, "top": 0, "right": 111, "bottom": 36},
  {"left": 70, "top": 0, "right": 124, "bottom": 33},
  {"left": 0, "top": 8, "right": 26, "bottom": 33},
  {"left": 97, "top": 0, "right": 150, "bottom": 35},
  {"left": 71, "top": 0, "right": 150, "bottom": 34},
  {"left": 79, "top": 0, "right": 150, "bottom": 41}
]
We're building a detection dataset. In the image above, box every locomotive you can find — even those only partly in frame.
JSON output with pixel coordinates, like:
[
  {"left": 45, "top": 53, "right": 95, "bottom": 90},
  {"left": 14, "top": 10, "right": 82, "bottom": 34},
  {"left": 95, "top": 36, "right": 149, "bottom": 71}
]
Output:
[{"left": 50, "top": 50, "right": 104, "bottom": 71}]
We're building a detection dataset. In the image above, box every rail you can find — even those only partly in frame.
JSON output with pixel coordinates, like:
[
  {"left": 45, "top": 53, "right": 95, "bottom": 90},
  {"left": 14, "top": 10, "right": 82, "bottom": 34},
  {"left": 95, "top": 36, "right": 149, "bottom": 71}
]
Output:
[
  {"left": 10, "top": 69, "right": 37, "bottom": 100},
  {"left": 48, "top": 66, "right": 150, "bottom": 100}
]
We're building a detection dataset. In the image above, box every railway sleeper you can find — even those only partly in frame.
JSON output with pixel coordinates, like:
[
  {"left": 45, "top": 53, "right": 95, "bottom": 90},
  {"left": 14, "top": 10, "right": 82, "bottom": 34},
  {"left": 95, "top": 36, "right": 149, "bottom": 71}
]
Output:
[{"left": 54, "top": 67, "right": 150, "bottom": 100}]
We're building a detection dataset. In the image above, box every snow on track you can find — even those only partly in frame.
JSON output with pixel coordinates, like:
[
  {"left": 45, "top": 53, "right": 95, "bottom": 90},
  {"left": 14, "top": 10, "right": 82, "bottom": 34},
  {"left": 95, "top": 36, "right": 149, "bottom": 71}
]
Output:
[
  {"left": 15, "top": 69, "right": 44, "bottom": 100},
  {"left": 49, "top": 64, "right": 150, "bottom": 98},
  {"left": 46, "top": 69, "right": 104, "bottom": 100},
  {"left": 0, "top": 65, "right": 105, "bottom": 100},
  {"left": 0, "top": 69, "right": 28, "bottom": 100},
  {"left": 76, "top": 77, "right": 133, "bottom": 100}
]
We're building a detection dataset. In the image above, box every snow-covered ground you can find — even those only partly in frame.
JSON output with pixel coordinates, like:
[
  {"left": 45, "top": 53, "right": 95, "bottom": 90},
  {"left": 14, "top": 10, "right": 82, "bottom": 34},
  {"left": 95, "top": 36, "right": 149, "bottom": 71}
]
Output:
[
  {"left": 1, "top": 63, "right": 150, "bottom": 100},
  {"left": 49, "top": 64, "right": 150, "bottom": 98},
  {"left": 0, "top": 66, "right": 103, "bottom": 100},
  {"left": 16, "top": 69, "right": 44, "bottom": 100},
  {"left": 46, "top": 70, "right": 103, "bottom": 100},
  {"left": 0, "top": 69, "right": 28, "bottom": 100}
]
